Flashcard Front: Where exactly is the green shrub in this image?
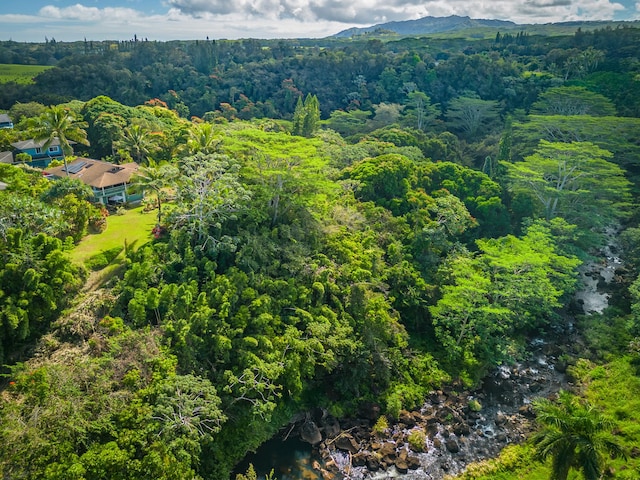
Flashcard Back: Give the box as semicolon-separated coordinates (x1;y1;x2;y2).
85;253;108;271
407;428;426;452
372;415;389;435
15;152;32;163
84;246;123;271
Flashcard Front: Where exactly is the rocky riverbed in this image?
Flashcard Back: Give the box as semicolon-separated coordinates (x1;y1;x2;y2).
288;338;569;480
261;229;625;480
574;226;623;315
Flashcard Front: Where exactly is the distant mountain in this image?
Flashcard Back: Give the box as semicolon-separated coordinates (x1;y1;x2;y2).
333;15;517;38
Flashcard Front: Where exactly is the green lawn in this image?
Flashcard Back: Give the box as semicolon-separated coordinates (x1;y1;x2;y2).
0;64;53;84
70;206;157;266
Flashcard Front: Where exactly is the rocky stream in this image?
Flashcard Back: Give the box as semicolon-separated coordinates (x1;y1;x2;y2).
241;233;622;480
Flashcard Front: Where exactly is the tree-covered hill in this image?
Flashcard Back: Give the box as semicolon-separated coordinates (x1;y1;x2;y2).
2;23;640;120
1;24;640;480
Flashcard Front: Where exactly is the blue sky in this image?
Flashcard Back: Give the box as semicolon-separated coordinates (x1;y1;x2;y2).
1;0;638;41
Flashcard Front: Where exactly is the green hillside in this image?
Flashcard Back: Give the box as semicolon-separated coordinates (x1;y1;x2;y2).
0;63;52;84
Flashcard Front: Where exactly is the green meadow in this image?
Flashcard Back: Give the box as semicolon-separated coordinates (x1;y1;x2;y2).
0;64;52;84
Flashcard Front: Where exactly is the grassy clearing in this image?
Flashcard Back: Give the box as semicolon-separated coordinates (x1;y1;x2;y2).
0;64;53;84
70;206;157;267
583;357;640;479
449;443;552;480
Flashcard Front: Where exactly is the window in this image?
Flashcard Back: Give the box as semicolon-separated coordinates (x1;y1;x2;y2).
48;146;57;152
35;147;42;154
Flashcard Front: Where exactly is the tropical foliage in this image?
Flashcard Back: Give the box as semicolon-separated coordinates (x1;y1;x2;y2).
1;23;640;480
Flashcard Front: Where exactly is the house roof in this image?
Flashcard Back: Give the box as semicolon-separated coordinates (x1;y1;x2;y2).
0;113;12;124
12;138;62;150
0;151;13;164
45;157;139;189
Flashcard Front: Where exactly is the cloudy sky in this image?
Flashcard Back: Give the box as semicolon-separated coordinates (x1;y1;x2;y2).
1;0;638;42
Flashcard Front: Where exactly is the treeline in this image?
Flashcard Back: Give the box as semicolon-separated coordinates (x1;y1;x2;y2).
2;25;640;120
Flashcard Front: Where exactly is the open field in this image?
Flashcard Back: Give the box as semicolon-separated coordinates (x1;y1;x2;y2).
0;64;52;84
70;206;157;266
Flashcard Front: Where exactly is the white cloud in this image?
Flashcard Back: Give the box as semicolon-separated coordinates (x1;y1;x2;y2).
0;0;634;42
166;0;628;24
39;5;142;22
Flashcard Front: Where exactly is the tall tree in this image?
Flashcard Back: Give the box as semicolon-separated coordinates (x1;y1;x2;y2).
301;94;320;137
184;122;221;155
503;140;631;231
32;105;90;175
403;91;437;131
430;221;579;369
131;160;179;225
531;390;625;480
170;153;251;249
531;86;617;116
445;96;500;137
116;124;161;164
292;94;320;137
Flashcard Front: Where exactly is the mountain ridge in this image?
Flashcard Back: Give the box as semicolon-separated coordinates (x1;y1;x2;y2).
331;14;635;38
332;15;517;37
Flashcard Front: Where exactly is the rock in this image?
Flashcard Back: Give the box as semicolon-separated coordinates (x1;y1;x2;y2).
495;412;508;425
399;410;416;427
555;359;568;373
366;455;381;471
437;406;455;422
321;471;335;480
432;438;442;449
320;415;341;439
466;411;480;421
377;442;396;459
335;433;359;454
358;402;381;421
453;422;470;436
630;446;640;458
496;432;508;442
529;380;544;393
352;452;368;466
445;438;460;453
395;458;409;473
430;390;447;404
300;420;322;445
397;448;408;461
407;455;421;470
518;405;535;418
413;411;427;423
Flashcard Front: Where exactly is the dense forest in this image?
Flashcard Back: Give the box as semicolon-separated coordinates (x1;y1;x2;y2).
1;24;640;479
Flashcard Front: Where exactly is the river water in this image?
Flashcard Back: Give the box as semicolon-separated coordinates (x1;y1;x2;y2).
234;438;322;479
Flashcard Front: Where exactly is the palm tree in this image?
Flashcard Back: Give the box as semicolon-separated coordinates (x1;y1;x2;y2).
131;159;179;225
33;105;90;174
531;390;626;480
116;124;160;164
184;122;221;155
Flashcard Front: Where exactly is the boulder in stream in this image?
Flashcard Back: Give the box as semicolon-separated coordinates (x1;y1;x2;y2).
334;433;359;454
300;420;323;445
445;438;460;453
